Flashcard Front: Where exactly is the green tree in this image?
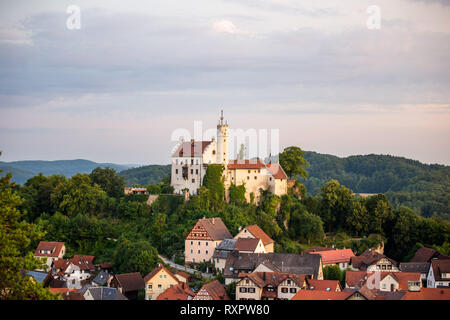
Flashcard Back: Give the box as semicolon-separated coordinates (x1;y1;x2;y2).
228;183;246;205
323;265;342;282
319;180;354;233
202;165;225;210
113;238;159;275
0;173;59;300
51;174;106;217
289;208;324;244
147;184;162;195
151;212;168;251
279;146;310;179
89;167;125;199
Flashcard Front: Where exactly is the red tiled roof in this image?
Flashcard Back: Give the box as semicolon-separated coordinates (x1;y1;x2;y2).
227;159;266;170
173;141;212;157
52;255;95;272
235;238;261;252
243;225;274;246
114;272;145;292
194;280;230;300
266;163;287;180
157;283;195;300
307;279;341;292
144;265;179;283
291;290;352;300
34;241;64;258
410;248;438;262
402;288;450;300
345;270;369;288
309;249;355;265
186;217;232;241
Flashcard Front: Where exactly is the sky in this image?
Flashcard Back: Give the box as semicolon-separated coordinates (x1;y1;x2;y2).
0;0;449;165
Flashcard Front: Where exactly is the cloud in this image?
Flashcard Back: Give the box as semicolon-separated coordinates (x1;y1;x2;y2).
212;19;252;35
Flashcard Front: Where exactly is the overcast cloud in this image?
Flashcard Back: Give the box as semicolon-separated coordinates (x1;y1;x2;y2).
0;0;449;165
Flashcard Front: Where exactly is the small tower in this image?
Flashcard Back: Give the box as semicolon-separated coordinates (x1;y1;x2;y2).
216;110;229;165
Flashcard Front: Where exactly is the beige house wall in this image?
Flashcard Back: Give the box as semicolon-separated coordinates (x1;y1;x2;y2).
277;278;303;300
236;278;262;300
145;268;179;300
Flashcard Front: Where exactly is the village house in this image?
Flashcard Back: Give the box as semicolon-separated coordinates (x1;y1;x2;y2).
309;248;355;270
124;187;149;195
350;248;399;272
110;272;145;300
51;255;95;289
174;271;191;284
236;272;307;300
192;280;230;300
345;270;421;292
170;112;288;201
213;239;237;273
223;252;323;285
410;247;450;262
427;259;450;288
306;279;342;292
234;225;275;253
185;217;232;264
235;238;267;254
34;241;66;271
92;270;113;287
157;283;195;300
399;262;430;286
143;264;180;300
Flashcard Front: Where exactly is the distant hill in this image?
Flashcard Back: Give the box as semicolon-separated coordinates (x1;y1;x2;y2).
119;165;171;186
0;159;136;184
297;152;449;220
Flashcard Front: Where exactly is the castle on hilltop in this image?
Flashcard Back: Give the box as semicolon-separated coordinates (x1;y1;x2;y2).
170;111;288;202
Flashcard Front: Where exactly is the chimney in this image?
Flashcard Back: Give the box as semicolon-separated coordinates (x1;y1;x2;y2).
212;218;215;224
300;251;304;256
191;139;195;144
281;261;284;272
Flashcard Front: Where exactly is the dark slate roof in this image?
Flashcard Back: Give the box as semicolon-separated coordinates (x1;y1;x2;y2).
85;287;128;300
26;271;49;283
224;252;321;279
399;262;430;274
92;270;111;286
216;239;237;251
410;247;450;263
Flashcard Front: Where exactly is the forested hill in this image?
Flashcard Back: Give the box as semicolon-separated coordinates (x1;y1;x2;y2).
120;152;449;219
297;152;449;220
118;165;171;186
0;159;135;184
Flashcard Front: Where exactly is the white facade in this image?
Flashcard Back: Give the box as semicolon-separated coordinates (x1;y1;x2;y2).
170;112;288;199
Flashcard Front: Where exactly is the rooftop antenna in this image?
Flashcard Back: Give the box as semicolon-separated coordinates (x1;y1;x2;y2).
220;109;224;125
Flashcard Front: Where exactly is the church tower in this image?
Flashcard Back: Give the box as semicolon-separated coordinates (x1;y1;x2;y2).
216;110;228;165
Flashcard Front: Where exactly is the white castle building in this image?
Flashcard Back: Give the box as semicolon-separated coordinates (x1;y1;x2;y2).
170;112;288;202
